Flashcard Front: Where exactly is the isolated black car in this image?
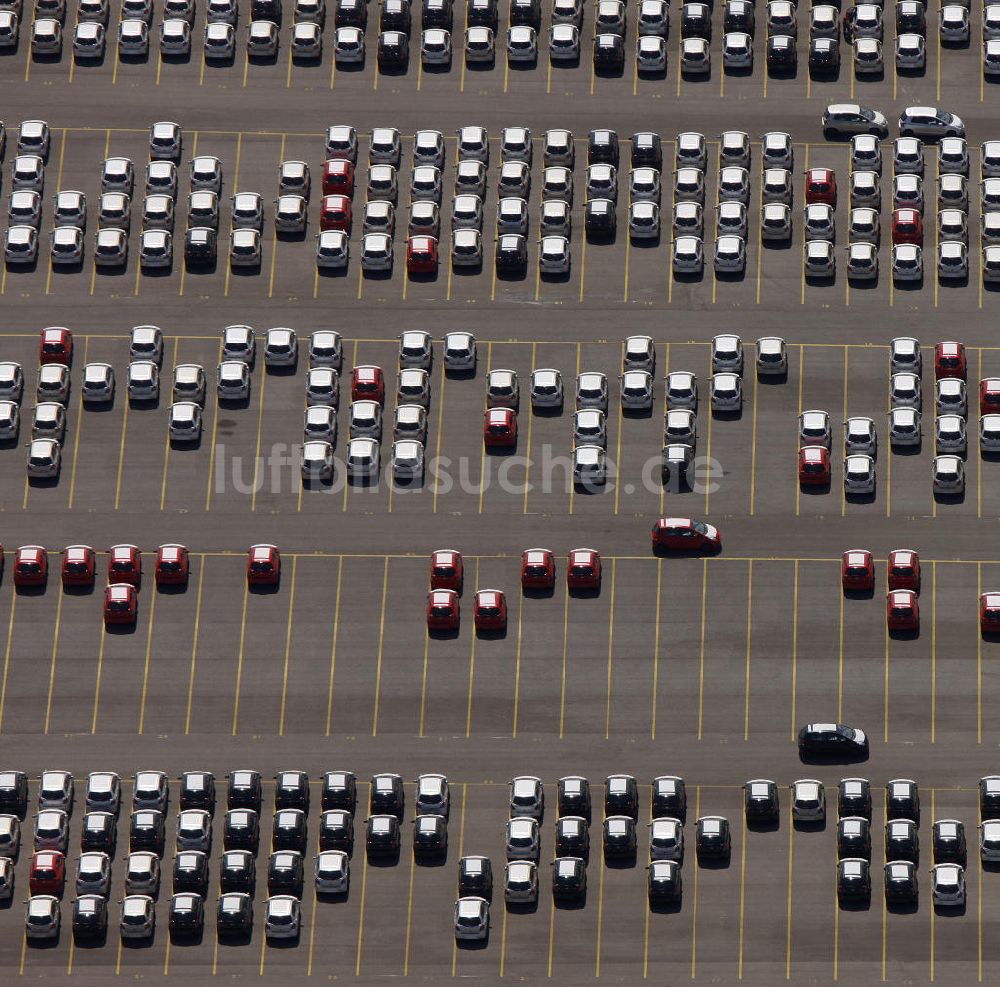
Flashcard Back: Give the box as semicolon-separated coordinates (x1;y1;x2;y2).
681;2;711;37
370;774;404;819
380;0;411;31
509;0;540;27
725;0;754;34
798;723;868;757
336;0;367;28
557;777;591;820
552;857;586;899
422;0;452;29
696;816;731;859
185;228;216;265
932;820;967;864
0;771;28;816
886;780;919;822
130;810;165;854
466;0;498;30
605;775;639;820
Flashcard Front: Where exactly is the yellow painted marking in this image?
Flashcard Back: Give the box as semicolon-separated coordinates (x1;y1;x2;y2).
590;56;595;95
884;622;890;743
931;561;937;742
499;891;509;975
184;559;206;734
979;845;984;981
249;363;267;512
452;786;468;977
325;556;344;736
558;584;570;738
690;785;701;977
278;556;298;735
259;917;267;974
370;558;391;736
23;31;31;82
522;343;537;512
67;937;74;974
199;49;205;85
286;44;293;87
43;590;64;735
936;9;942;101
659;342;670;515
465;559;480;737
459;52;466;91
578;234;586;302
112;44;120;84
612;379;624;515
546;58;552;93
229;584;250;734
503;55;509;92
418;629;431;737
743;560;753;740
749;370;759;514
838;589;845;723
89;626;107;733
431;361;446;512
0;594;18;733
623;235;630;302
242;50;249;85
841;347;849;516
696;558;708;739
203;341;224;511
676;33;682;96
785;788;795;978
930;788;936;980
650;558;663;739
738;813;747;977
306;889;318;975
66;335;91;508
403;848;417;974
163;932;171;975
604;558;617;739
113;398;130;510
156;50;163;84
549;892;558;976
795;345;804;517
136;590;158;733
755;165;764;304
158;337;180;509
45;129;69;295
343;341;359;512
18;933;25;974
790;560;799;738
800;146;809;303
511;590;524;737
978;561;983;744
594;849;606;976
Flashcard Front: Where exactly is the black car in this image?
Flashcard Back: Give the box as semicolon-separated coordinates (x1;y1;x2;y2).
370;774;404;819
555;816;590;858
593;33;624;69
228;770;262;813
322;772;357;813
605;775;638;819
467;0;498;29
838;778;872;820
652;776;687;821
413;815;448;858
336;0;367;28
837;817;872;859
648;859;682;903
895;0;925;32
809;37;840;71
180;772;216;814
885;819;919;863
275;772;309;812
696;816;731;860
767;34;796;69
251;0;280;20
458;855;493;898
509;0;540;27
557;777;591;820
837;858;871;901
585;198;616;238
272;809;307;852
81;812;117;854
495;234;528;274
319;810;354;852
724;0;754;34
884;860;918;903
168;893;204;934
268;850;304;895
744;780;779;824
380;0;411;31
173;851;210;895
378;31;409;68
681;2;711;37
422;0;452;28
603;815;637;858
932;819;967;864
0;770;28;816
185;228;216;265
982;776;1000;819
366;814;401;857
552;857;587;899
631;133;662;171
588;129;620;167
73;895;108;939
220;850;256;893
224;809;260;853
130;810;166;854
797;723;869;758
886;780;919;822
217;892;253;935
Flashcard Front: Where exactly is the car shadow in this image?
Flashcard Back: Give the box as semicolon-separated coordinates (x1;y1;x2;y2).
106;621;138;636
455;930;490;950
407;270;439;285
696;853;731;870
523;585;555;601
848;274;880;290
169;928;205;947
792;818;827;834
724;65;753;78
630;234;661;248
505;899;539;915
248;581;281;596
317;889;351;905
265;364;298;377
217;929;254;947
894;276;924;291
673;270;704;285
767;64;798;81
121;935;154;949
184;258;218;277
799;749;870;765
896;64;927;80
554;891;587;910
161;51;192;66
809;64;842;83
933;490;966;506
14;582;47;597
156;582;189;596
169;435;202;451
568;584;601;599
746;818;781;834
63;583;96;598
712;407;743;422
367;849;401;867
649;898;682;914
604;853;637;870
452;261;483;276
843;586;875;601
475;625;508;641
838;896;872;912
800;481;831;496
715;268;747;283
6;258;39;275
539;268;572;284
938;274;970;289
886;899;919;915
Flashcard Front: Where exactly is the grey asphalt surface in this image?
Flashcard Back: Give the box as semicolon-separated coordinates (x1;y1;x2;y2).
0;0;998;982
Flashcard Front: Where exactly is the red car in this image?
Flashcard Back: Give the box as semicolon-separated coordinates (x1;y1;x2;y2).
798;446;831;486
39;327;73;366
887;589;919;631
430;549;463;592
474;589;507;631
887;549;921;591
407;236;439;274
651;517;722;552
935;341;966;381
892;209;923;246
981;593;1000;634
320;195;352;232
108;544;141;586
62;544;96;587
29;851;66;895
427;589;460;630
841;550;875;591
351;365;385;405
247;544;280;585
14;546;47;587
155;543;189;586
104;583;137;625
484;407;517;449
322;158;355;196
521;549;556;590
981;378;1000;415
567;548;601;590
805;168;837;206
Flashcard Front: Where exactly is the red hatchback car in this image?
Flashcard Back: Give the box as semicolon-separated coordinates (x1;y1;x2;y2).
39;327;73;366
155;543;189;586
798;446;831;486
430;549;463;592
841;550;875;591
567;548;601;590
351;365;385;405
805;168;837;206
14;546;47;587
322;158;355;196
981;593;1000;634
484;407;517;449
981;378;1000;415
935;342;966;381
521;549;556;591
247;544;280;586
427;589;460;631
108;544;141;586
887;589;919;631
407;236;439;274
651;517;722;552
104;583;138;625
474;589;507;631
892;209;923;246
29;851;66;895
320;195;352;232
887;549;921;591
62;544;96;587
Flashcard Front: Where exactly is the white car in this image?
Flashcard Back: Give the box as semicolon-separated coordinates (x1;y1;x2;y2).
530;368;563;408
32;403;66;440
664;409;697;447
265;896;301;940
4;225;37;264
620;370;653;410
799;410;832;449
217;361;251;400
712;334;743;372
889;407;921;445
301;440;334;481
507;24;536;60
576;372;608;411
146;161;178;197
844;417;877;456
710;373;742;412
847;242;878;280
292;21;322;55
982;415;1000;451
160;17;190;53
119;17;149;53
672;235;704;274
573;409;607;447
0;362;23;402
27;438;61;478
804;240;835;277
306;367;339;406
933;455;965;494
303;405;336;442
204;21;235;57
791;780;826;822
935;378;967;416
761;203;792;241
892;243;923;281
94;227;128;266
139;229;172;268
844;454;876;494
0;401;19;440
316;230;349;269
673;167;705;203
756;337;787;376
442;333;476;373
230;229;261;267
891;372;922;409
82;362;115;403
762;168;794;205
315;851;349;893
361;233;393;272
573;445;606;485
938;173;968;210
265;328;298;367
984;245;1000;281
893;137;924;175
629;201;660;240
549;22;579;59
31;18;62;53
347;437;379;480
394;404;427;442
143;194;175;231
74;20;105;56
935;413;967;453
274;195;307;234
895;32;925;68
849;207;880;244
723;31;753;67
455;897;489;940
350;401;382;439
714;235;746;273
25;897;60;940
465;25;494;61
169;402;202;442
128;361;159;400
937;241;969;280
636;34;666;69
391;439;424;481
422;27;452;64
539;235;570;274
666;371;698;410
938;209;967;244
673;201;704;238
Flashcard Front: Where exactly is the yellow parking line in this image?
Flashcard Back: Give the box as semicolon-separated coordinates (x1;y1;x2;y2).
43;591;64;735
203;342;223;511
790;560;799;738
785;789;795;978
676;34;682;96
113;398;130;510
696;558;708;739
249;366;267;512
979;845;984;980
402;844;417;974
795;345;804;516
522;342;537;513
558;585;569;738
465;559;480;737
690;785;701;977
286;44;293;87
242;50;249;85
325;556;344;736
612;376;624;514
546;58;552;93
931;561;937;743
370;557;390;736
89;626;107;734
476;343;492;513
738;816;749;979
978;561;983;744
755;166;764;304
159;337;180;509
578;235;586;302
499;889;510;975
511;591;524;737
841;347;848;516
603;558;617;740
503;55;509;92
936;8;942;101
277;556;298;735
418;629;431;737
838;590;845;723
44;129;69;296
258;916;267;974
650;559;663;739
431;361;446;512
934;154;940;307
623;237;630;302
199;49;205;85
66;937;74;974
749;371;759;514
66;335;91;508
0;594;18;733
184;559;206;734
343;341;358;511
550;890;559;975
930;788;936;980
743;560;753;740
229;584;250;734
156;50;163;85
112;42;120;84
306;888;319;975
459;53;466;91
136;590;158;733
883;622;890;743
353;789;370;972
800;147;809;303
594;848;606;976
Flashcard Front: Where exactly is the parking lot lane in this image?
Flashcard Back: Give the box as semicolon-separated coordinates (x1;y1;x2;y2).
794;560;842;736
420;584;473;739
0;582;50;736
934;562;979;746
739;800;787;982
269;134;320;302
886;568;934;746
520;342;563;516
596;830;648;979
840;558;890;739
356;827;415;978
789;788;837;979
752;343;800;517
617;374;665;517
799;344;846;516
0;337;35;511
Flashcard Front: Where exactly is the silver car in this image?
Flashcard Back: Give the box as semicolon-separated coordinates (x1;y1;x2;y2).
506;817;540;861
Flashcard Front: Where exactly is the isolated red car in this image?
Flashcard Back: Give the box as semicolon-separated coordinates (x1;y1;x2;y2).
981;593;1000;634
981;378;1000;415
155;543;189;586
322;158;355;196
430;549;463;592
320;195;352;232
841;550;875;591
104;583;138;625
427;589;460;630
351;365;385;405
29;851;66;895
474;589;507;631
62;545;96;587
247;544;280;586
39;327;73;366
651;517;722;552
887;549;921;591
798;446;831;486
805;168;837;206
14;546;48;587
887;589;919;631
935;342;966;381
521;548;555;590
567;548;601;590
108;544;141;586
892;209;923;246
407;236;438;274
484;407;517;449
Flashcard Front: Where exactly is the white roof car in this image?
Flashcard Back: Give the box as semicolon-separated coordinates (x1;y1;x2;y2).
413;129;446;167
